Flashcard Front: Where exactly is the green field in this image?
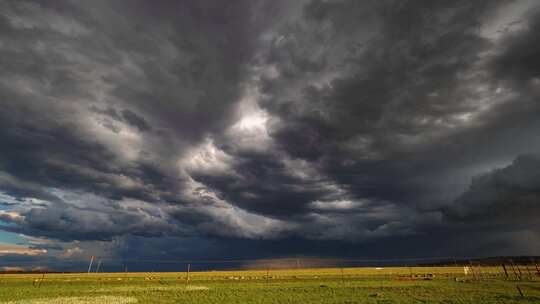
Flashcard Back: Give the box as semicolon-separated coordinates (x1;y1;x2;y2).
0;266;539;303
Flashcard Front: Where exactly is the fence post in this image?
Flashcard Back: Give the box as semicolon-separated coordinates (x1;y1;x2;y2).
468;261;477;281
340;259;344;284
510;260;521;280
186;263;191;285
37;272;45;288
95;260;102;273
502;264;509;279
517;264;523;280
526;265;533;280
477;263;484;280
87;256;95;274
516;284;524;297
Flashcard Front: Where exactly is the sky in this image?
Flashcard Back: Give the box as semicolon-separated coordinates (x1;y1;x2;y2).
0;0;540;271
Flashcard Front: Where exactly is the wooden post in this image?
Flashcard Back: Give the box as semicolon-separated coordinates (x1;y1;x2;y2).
477;264;484;280
535;260;540;276
502;264;509;279
37;273;45;288
516;284;524;297
87;256;95;274
469;261;477;281
95;260;102;273
510;260;520;280
517;264;523;280
266;267;269;284
186;263;191;284
340;266;344;284
526;265;533;280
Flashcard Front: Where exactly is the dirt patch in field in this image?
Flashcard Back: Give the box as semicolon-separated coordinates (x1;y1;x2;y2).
185;285;210;291
95;285;209;292
3;295;138;304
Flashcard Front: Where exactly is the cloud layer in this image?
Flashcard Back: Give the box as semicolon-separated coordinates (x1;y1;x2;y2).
0;0;540;266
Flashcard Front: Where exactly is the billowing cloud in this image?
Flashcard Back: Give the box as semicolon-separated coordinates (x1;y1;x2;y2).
0;0;539;268
445;154;540;224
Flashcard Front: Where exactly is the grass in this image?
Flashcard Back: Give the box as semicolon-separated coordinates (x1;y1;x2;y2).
0;266;539;303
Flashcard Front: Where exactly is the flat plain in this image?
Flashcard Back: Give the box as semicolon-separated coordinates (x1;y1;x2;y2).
0;266;539;303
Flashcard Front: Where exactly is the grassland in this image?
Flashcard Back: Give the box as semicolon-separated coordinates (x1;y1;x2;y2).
0;266;539;303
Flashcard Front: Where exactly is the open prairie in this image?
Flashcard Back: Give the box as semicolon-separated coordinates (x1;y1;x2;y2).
0;266;539;303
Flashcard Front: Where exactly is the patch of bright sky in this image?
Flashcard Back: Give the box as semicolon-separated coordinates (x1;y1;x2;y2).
0;192;31;245
0;231;27;245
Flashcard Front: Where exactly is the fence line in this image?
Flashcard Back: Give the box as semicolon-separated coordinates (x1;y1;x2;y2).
1;256;539;276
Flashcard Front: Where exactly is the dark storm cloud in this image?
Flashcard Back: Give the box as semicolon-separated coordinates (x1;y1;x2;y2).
491;8;540;84
1;204;175;241
121;109;151;132
189;152;334;216
445;154;540;224
197;0;540;249
252;0;540;216
435;154;540;256
0;0;282;247
0;0;540;265
0;0;265;202
246;0;502;214
263;0;494;154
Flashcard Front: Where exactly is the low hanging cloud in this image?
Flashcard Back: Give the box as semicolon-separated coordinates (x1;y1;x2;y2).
0;242;47;256
445;154;540;225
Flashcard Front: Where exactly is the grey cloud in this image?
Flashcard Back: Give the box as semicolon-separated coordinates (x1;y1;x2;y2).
0;0;264;203
0;193;184;241
254;0;540;215
491;8;540;84
263;0;499;156
0;0;540;263
0;0;275;245
90;106;151;132
121;109;151;132
444;154;540;224
89;106;122;120
250;0;501;215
